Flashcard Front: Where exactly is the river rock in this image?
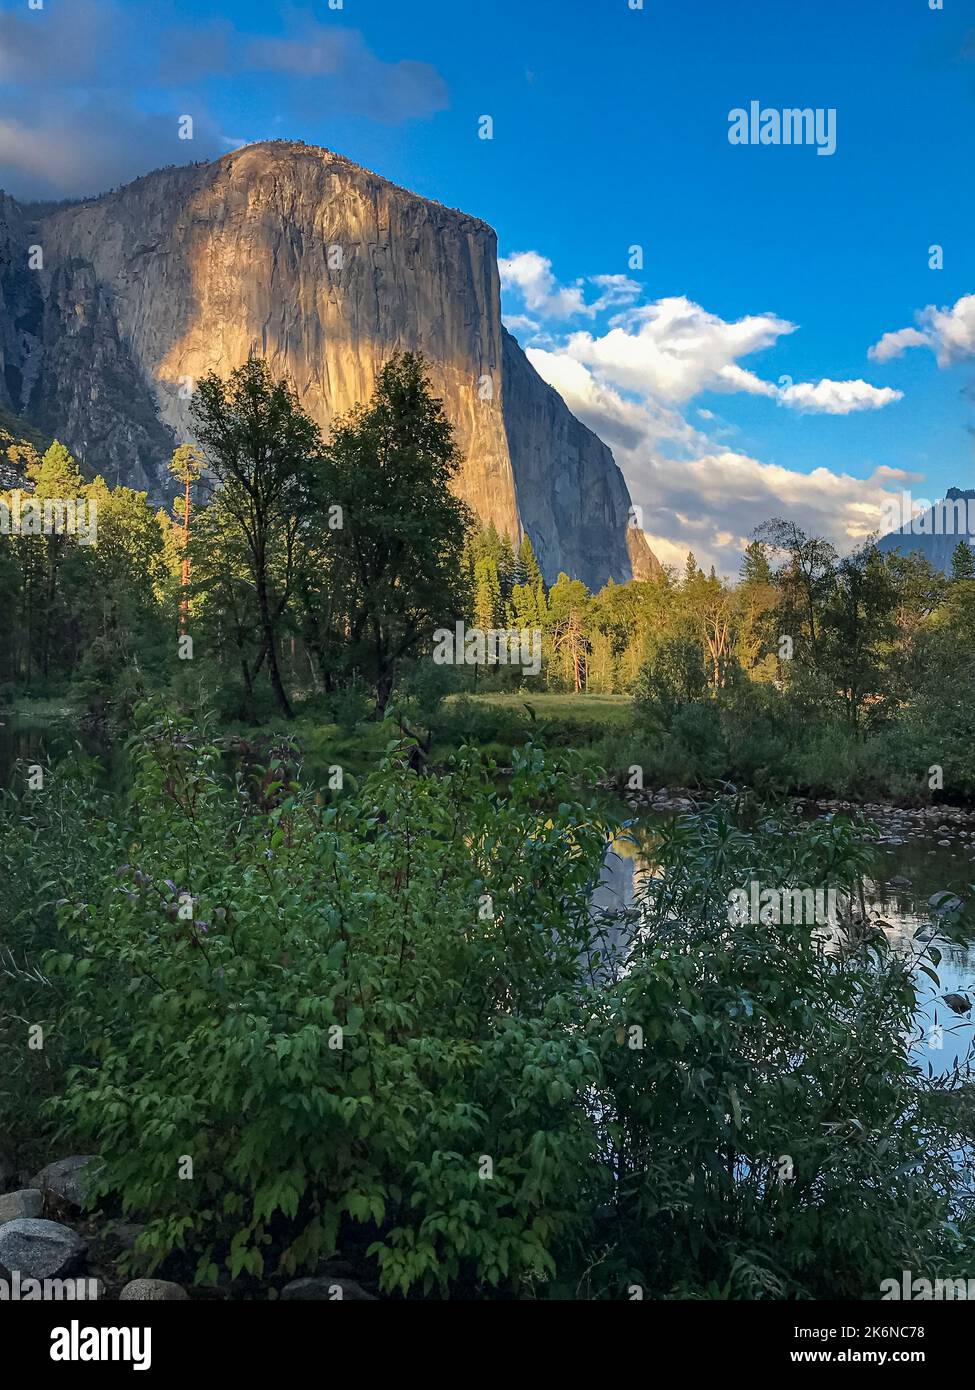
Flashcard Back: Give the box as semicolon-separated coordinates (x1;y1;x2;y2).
29;1155;100;1209
0;1218;87;1279
119;1279;188;1301
0;1189;42;1222
280;1277;377;1301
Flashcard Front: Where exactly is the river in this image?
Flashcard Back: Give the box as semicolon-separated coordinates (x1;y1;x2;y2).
594;804;975;1082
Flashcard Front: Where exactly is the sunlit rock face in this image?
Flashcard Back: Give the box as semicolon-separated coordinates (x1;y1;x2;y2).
0;142;655;587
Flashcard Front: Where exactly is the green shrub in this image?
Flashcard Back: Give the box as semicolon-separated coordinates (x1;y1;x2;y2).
3;706;971;1299
0;748;125;1169
589;804;975;1298
48;705;615;1295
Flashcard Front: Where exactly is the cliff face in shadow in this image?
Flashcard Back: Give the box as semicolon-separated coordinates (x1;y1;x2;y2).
0;142;656;588
876;489;975;575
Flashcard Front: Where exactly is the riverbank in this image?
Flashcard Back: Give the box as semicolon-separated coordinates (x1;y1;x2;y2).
4;686;975;817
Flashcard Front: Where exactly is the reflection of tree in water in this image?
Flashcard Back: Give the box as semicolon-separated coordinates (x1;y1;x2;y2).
603;807;975;1080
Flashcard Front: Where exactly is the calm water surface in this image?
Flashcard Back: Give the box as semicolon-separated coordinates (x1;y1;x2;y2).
595;810;975;1081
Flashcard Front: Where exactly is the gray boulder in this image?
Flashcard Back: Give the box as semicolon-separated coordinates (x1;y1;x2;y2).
0;1217;87;1279
29;1155;100;1208
119;1279;188;1301
0;1189;43;1222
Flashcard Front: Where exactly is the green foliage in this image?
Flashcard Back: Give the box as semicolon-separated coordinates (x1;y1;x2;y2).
190;359;324;720
0;749;123;1168
952;540;975;582
318;353;473;714
45;706;613;1296
591;804;974;1299
2;710;973;1298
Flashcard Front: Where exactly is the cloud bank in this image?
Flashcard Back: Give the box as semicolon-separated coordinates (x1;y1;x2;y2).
869;294;975;367
502;251;908;574
0;0;448;199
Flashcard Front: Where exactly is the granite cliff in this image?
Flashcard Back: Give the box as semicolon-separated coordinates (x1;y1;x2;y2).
0;142;657;588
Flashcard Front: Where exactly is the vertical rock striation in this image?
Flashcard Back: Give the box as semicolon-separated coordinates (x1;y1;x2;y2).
0;142;656;588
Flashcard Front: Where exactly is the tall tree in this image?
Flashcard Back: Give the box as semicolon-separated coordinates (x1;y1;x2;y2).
755;518;837;663
473;554;503;633
819;545;897;733
516;533;544;592
169;445;204;636
30;442;86;679
952;540;975;581
190;360;322;719
320;353;472;713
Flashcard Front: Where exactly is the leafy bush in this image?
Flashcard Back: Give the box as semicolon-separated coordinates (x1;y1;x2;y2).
590;804;975;1298
47;705;615;1295
0;748;124;1169
432;695;531;750
331;676;373;733
3;707;972;1298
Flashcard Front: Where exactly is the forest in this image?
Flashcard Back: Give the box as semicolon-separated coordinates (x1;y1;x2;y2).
2;355;975;1302
3;352;975;803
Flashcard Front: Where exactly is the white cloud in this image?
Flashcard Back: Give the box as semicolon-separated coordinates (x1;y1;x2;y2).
777;378;903;414
499;251;590;320
562;296;796;401
502;314;541;339
503;258;903;426
505;247;909;574
589;274;643;312
868;327;930;363
526;348;707;457
524;337;907;578
499;255;644;322
868;294;975;366
630;451;908;577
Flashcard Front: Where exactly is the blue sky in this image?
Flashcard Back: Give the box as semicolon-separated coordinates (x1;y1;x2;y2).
1;0;973;571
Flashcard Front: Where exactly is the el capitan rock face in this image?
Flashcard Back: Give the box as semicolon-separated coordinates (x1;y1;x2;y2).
0;142;655;588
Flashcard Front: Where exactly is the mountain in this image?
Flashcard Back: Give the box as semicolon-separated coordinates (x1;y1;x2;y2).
0;142;658;589
875;488;975;574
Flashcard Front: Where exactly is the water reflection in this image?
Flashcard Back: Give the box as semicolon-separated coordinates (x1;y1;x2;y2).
601;810;975;1081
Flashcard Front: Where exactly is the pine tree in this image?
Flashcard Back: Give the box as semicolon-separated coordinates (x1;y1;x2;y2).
482;520;503;567
169;444;203;636
473;554;503;633
952;540;975;581
517;533;544;593
509;582;538;629
497;533;516;608
27;442;86;679
740;539;773;586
